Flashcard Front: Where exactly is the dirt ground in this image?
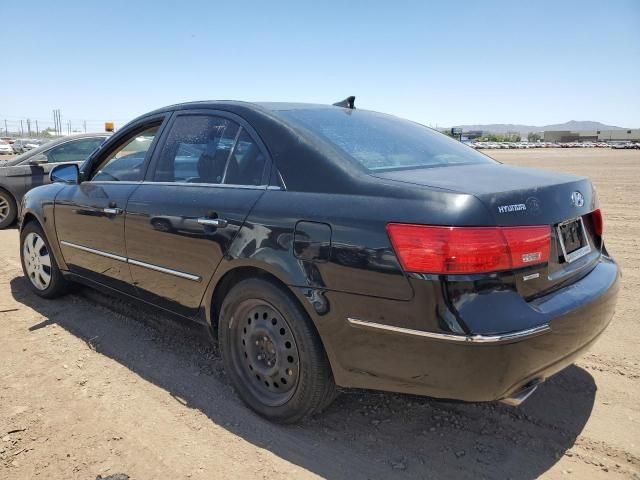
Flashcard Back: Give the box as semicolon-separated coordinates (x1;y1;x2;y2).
1;148;639;480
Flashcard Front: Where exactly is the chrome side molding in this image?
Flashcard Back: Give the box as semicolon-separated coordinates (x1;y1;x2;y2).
346;318;551;344
60;240;201;282
60;240;127;263
128;258;201;282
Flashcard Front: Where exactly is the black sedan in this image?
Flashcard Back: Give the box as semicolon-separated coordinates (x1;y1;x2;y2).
19;99;620;422
0;133;110;228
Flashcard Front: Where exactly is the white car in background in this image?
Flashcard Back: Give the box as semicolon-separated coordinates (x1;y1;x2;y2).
0;141;13;155
11;139;41;154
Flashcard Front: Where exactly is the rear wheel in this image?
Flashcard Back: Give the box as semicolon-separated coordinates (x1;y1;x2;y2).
20;221;71;298
219;278;335;423
0;191;17;229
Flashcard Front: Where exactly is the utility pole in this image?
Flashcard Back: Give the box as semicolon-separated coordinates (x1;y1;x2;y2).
35;120;39;136
52;109;63;136
53;108;62;136
27;119;32;137
20;120;24;136
3;119;7;136
83;120;87;133
53;110;59;136
67;120;71;135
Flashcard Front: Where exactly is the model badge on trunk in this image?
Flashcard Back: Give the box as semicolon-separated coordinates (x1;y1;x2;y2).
497;203;526;213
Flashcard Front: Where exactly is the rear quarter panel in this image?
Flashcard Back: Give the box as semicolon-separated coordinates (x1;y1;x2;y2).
214;184;494;300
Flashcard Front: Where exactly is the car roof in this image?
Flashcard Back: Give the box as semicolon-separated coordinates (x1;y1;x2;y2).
140;100;336;117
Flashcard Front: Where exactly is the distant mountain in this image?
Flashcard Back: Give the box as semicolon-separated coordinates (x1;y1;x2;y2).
453;121;629;135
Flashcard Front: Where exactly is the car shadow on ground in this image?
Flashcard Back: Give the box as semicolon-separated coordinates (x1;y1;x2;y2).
10;276;597;479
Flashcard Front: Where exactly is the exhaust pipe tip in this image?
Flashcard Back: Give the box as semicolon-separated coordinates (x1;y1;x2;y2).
500;380;542;407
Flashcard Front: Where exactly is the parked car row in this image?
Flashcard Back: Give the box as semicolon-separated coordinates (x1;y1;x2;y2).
472;142;559;149
0;140;14;155
471;141;640;149
610;142;640;149
0;137;52;155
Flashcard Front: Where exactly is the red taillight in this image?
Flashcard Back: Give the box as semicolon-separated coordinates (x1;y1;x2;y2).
591;209;604;236
387;224;551;274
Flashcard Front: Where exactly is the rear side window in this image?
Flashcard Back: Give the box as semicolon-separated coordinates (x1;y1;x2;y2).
151;114;266;186
276;108;496;172
153;115;239;184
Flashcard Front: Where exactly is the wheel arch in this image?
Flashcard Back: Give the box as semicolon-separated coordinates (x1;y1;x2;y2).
207;265;307;335
20;211;39;229
202;259;342;378
0;185;18;201
205;263;340;391
19;194;69;272
0;186;19;225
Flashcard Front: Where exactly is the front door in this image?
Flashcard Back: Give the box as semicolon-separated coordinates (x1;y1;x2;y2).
124;112;269;317
54;122;164;293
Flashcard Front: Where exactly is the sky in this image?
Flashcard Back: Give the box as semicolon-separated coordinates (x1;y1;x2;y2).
1;0;639;134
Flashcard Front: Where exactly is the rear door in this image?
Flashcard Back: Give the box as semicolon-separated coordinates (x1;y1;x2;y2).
54;118;166;293
124;110;269;317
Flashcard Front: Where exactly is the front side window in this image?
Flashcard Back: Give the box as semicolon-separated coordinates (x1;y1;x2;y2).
275;108;496;172
152;115;240;184
91;126;159;181
46;137;106;163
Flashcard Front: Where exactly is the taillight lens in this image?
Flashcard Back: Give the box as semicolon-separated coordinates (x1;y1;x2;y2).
591;209;604;236
387;224;551;274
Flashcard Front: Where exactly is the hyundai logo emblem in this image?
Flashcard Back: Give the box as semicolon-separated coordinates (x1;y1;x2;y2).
571;191;585;207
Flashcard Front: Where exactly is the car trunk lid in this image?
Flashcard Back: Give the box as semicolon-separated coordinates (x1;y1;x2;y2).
374;163;603;297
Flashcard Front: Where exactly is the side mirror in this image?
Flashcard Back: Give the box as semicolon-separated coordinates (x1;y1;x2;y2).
28;154;48;165
50;163;79;184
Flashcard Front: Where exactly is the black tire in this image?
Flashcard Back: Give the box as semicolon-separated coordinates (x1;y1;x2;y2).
0;190;17;229
219;278;336;423
20;221;72;298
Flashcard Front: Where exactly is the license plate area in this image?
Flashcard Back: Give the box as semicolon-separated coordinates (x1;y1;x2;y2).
557;216;591;263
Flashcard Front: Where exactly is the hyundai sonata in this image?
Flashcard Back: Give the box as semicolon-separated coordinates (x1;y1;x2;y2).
19;98;620;422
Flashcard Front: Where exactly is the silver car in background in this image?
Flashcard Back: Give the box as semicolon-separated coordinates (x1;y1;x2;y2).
0;133;110;228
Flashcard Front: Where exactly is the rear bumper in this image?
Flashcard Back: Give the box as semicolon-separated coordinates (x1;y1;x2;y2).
317;255;620;402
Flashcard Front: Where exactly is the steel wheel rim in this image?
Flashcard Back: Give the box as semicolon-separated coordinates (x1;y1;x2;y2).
23;232;52;290
0;196;8;222
230;299;300;407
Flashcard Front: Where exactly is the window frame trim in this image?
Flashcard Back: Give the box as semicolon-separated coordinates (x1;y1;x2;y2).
82;113;171;183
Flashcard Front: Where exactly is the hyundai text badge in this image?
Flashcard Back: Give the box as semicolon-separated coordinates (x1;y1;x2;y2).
571;191;585;207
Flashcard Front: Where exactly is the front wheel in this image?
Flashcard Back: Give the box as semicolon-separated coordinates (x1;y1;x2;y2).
219;278;336;423
0;190;17;229
20;221;72;298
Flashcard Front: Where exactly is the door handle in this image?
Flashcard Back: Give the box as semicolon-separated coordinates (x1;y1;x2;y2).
103;207;123;215
197;217;228;228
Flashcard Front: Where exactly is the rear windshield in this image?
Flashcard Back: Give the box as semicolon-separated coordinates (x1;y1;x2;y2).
276;108;495;172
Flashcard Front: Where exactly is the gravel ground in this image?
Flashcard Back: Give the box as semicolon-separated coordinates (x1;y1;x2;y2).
0;148;639;479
